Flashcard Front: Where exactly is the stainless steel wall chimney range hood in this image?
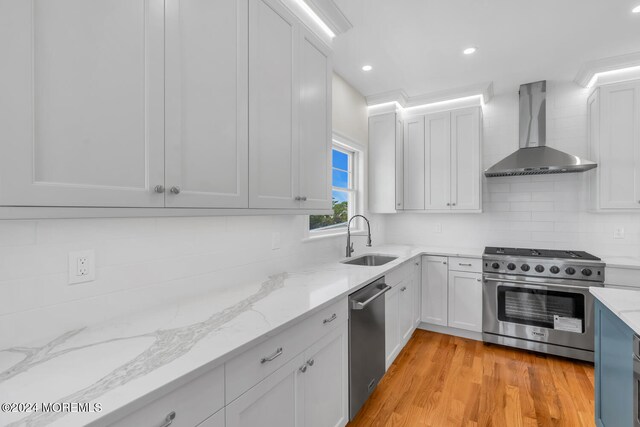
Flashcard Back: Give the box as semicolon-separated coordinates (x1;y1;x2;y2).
484;80;597;177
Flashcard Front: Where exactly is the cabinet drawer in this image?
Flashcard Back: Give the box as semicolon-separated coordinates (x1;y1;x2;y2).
449;257;482;273
108;365;224;427
225;298;347;403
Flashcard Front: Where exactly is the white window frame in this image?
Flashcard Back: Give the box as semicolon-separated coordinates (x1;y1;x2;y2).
304;133;365;240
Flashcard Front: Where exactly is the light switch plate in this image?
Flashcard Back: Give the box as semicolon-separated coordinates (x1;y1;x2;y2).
271;232;281;250
68;249;95;285
614;227;625;239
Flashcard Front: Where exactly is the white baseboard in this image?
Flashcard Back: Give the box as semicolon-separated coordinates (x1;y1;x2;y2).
417;322;483;342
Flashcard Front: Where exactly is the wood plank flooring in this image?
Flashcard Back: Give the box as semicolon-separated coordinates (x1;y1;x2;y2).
348;329;595;427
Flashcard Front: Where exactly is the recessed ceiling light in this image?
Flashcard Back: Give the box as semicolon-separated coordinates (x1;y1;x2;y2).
362;65;373;71
633;4;640;13
463;47;477;55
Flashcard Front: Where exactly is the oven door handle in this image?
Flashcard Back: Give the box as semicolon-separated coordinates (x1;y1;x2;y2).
483;277;596;291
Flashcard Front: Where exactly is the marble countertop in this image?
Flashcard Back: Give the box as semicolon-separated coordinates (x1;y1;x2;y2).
0;245;481;427
590;287;640;335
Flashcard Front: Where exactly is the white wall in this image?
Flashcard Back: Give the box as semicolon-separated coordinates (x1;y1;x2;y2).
384;81;640;259
333;72;368;144
0;73;375;349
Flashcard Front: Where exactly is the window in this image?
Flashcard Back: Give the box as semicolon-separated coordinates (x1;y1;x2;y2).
309;143;359;235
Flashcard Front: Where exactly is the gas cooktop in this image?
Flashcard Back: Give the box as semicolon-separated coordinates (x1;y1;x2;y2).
484;247;601;261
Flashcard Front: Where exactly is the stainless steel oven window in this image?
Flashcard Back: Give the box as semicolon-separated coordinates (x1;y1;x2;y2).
497;286;585;331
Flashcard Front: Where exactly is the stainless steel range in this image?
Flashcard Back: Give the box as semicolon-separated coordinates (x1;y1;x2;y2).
482;247;605;362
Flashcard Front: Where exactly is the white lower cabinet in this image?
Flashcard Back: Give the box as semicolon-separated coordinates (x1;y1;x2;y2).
227;321;348;427
108;364;224;427
226;353;304;427
421;256;483;334
385;257;421;370
301;327;349;427
399;279;415;344
384;283;401;369
421;256;449;326
447;271;483;332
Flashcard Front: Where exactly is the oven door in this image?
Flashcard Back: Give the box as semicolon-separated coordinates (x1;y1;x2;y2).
483;276;597;351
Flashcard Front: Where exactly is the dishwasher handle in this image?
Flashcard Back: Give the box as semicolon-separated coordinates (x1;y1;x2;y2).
351;284;391;310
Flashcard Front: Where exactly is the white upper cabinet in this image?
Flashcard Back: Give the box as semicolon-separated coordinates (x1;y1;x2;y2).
164;0;249;208
589;81;640;210
0;0;331;215
249;0;299;209
0;0;165;207
403;116;426;210
298;28;332;210
400;107;482;213
368;112;403;212
450;108;481;211
424;112;451;210
248;0;331;210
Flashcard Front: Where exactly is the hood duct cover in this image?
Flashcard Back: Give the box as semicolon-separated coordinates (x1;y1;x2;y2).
484;80;597;177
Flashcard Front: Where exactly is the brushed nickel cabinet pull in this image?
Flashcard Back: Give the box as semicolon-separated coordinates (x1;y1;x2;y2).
260;347;283;364
160;411;176;427
323;313;337;324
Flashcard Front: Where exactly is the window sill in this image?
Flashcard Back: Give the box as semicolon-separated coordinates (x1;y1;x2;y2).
302;228;365;243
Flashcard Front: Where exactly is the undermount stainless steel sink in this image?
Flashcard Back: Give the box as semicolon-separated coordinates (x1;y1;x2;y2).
340;254;398;267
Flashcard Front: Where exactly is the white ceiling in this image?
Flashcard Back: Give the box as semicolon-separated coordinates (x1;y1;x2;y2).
331;0;640;98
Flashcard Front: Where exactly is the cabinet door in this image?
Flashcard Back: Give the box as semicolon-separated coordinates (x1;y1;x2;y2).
164;0;248;208
595;302;634;427
450;107;481;211
447;271;482;332
226;354;304;427
302;325;348;427
0;0;165;207
248;0;299;209
599;82;640;209
411;259;422;328
399;280;414;345
403;116;425;210
425;113;451;210
421;256;449;326
385;284;401;370
368;113;399;213
298;28;332;210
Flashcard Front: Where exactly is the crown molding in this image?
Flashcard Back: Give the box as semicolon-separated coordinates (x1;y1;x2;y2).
365;81;493;108
304;0;352;35
574;51;640;88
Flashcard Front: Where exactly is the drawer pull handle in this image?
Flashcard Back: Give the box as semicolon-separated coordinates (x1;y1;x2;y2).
299;364;308;373
307;358;315;367
161;411;176;427
323;313;337;324
459;263;472;266
400;286;407;292
260;347;283;364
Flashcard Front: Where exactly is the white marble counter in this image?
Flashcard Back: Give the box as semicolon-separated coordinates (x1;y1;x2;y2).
590;287;640;335
0;245;481;427
602;256;640;270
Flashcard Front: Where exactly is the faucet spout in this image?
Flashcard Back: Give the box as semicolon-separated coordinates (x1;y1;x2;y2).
346;215;372;257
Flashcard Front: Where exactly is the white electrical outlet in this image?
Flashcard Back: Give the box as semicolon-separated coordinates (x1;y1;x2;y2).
434;223;442;233
69;250;95;285
614;227;625;239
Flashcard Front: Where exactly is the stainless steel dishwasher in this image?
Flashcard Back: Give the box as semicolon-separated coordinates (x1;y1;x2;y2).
349;277;391;419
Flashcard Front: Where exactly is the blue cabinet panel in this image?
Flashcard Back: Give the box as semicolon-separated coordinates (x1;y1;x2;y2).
595;301;634;427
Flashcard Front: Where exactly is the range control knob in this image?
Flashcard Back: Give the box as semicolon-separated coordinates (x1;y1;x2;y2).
535;265;545;273
565;267;576;275
507;263;516;271
521;264;530;272
492;262;500;269
550;266;560;274
582;268;593;277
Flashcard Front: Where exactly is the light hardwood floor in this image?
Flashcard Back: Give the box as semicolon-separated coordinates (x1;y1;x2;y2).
348;329;595;427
